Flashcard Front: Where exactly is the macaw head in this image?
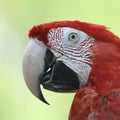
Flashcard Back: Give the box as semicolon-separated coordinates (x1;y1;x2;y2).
22;20;120;104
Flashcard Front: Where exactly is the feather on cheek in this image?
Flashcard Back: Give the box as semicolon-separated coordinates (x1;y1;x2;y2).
47;27;95;86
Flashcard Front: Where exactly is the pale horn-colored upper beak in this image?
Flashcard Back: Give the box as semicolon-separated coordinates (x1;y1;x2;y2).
22;39;48;104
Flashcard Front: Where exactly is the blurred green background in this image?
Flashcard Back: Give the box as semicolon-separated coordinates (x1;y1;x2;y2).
0;0;120;120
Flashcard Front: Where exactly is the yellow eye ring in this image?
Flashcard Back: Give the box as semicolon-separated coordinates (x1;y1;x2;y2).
68;33;79;43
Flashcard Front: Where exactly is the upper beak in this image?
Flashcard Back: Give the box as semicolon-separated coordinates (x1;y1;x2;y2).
22;39;49;104
22;39;80;105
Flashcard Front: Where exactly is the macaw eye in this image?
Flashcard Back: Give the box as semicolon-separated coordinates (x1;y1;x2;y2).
68;33;79;43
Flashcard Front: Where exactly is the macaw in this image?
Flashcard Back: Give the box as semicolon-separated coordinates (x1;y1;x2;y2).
22;20;120;120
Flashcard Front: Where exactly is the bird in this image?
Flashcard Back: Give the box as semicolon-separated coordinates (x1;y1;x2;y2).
22;20;120;120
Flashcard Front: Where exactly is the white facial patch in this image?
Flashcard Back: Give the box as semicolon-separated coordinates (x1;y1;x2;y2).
47;27;94;86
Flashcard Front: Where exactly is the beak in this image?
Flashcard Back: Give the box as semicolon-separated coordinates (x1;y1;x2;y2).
22;39;79;105
22;39;49;104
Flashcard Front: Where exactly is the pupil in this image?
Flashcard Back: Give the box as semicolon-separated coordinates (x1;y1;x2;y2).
71;35;76;39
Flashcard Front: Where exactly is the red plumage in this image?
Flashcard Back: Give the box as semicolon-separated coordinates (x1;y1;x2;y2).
29;20;120;44
29;21;120;120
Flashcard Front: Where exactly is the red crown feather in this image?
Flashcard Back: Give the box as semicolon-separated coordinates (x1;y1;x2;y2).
28;20;120;45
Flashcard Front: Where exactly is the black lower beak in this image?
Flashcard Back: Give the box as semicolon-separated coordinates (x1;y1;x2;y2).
38;49;80;104
41;61;79;92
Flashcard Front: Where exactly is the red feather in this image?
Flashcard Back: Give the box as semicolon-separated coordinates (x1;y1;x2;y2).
29;20;120;44
65;21;120;119
29;20;120;119
69;87;120;120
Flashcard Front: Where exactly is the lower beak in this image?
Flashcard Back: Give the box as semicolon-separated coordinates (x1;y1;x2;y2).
22;39;79;105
